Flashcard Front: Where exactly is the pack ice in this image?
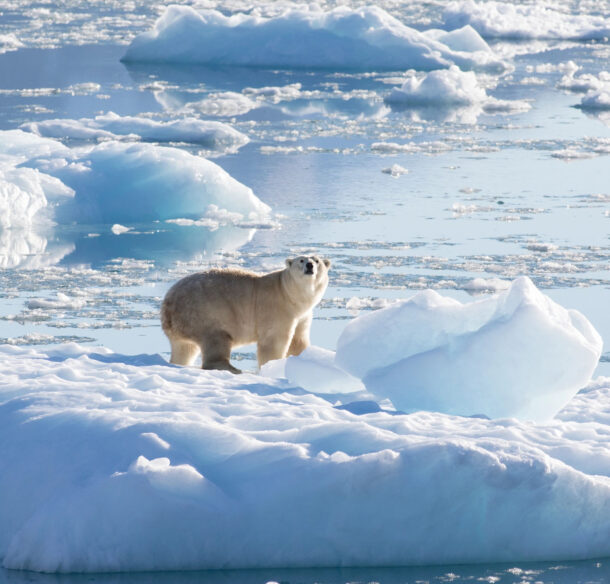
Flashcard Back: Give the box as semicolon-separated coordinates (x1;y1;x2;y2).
123;5;504;71
335;277;602;421
1;342;610;573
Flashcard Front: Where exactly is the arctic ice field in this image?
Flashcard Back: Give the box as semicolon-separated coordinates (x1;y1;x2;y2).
1;0;610;582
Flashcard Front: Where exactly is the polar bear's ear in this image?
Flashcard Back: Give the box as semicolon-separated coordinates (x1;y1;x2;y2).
285;258;293;267
323;258;331;268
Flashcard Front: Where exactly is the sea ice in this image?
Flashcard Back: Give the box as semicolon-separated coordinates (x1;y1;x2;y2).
1;343;610;572
443;0;610;40
260;346;365;394
22;112;250;151
0;130;270;226
386;66;530;114
335;277;602;421
123;5;504;71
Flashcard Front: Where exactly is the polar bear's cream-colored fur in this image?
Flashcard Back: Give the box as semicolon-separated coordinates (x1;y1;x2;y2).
161;256;330;373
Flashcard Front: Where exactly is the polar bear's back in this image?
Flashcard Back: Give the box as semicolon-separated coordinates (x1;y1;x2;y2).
161;268;266;345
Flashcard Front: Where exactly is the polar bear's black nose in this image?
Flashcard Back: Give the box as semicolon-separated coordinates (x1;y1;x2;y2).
305;261;314;273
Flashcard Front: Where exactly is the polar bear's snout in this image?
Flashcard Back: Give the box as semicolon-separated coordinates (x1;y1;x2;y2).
304;260;315;275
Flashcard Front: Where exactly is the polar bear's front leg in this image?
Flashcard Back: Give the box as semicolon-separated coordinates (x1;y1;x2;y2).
287;312;312;357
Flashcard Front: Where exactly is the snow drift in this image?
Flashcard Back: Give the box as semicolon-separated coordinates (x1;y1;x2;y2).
335;277;602;421
0;130;269;226
1;343;610;573
122;5;504;71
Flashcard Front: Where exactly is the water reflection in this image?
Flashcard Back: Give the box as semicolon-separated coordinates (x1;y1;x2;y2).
0;223;255;269
2;559;610;584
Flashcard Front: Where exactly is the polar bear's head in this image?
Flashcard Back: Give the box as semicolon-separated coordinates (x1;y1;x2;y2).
286;255;330;280
284;255;331;304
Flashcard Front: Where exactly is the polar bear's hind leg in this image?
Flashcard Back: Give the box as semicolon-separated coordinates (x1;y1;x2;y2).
201;331;242;374
169;338;200;366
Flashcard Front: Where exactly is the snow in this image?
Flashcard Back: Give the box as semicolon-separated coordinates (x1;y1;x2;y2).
22;112;250;151
2;341;610;572
443;0;610;40
123;5;505;71
335;277;602;421
0;130;270;226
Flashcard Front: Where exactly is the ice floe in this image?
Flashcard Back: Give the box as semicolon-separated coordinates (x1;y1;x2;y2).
22;112;249;151
123;5;505;71
0;130;270;227
386;66;530;115
443;0;610;40
1;340;610;572
335;277;602;421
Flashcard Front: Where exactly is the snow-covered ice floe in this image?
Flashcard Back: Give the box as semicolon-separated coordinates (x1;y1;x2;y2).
335;277;602;422
2;340;610;572
123;5;506;71
21;112;249;151
443;0;610;40
386;66;530;114
0;129;269;226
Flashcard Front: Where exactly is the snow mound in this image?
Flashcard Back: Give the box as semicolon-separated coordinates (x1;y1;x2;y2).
0;130;269;226
386;66;530;113
335;277;602;421
2;343;610;572
123;5;505;71
443;0;610;40
22;112;249;151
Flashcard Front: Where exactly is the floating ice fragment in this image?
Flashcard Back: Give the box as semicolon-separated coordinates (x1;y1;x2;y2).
386;66;530;114
443;1;610;40
111;224;131;235
123;5;505;71
381;164;409;178
335;277;602;421
22;112;249;151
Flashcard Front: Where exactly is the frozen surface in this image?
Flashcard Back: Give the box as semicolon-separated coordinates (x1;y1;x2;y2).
123;5;505;71
336;277;602;421
386;65;530;114
443;1;610;40
0;130;269;226
22;112;249;151
2;343;610;572
261;346;365;394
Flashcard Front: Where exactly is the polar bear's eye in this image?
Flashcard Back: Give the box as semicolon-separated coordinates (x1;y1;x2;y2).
314;258;319;263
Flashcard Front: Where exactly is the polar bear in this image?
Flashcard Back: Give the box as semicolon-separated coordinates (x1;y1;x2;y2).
161;256;331;373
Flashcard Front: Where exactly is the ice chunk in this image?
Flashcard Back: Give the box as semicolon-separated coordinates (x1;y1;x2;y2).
52;141;269;224
423;25;492;53
443;1;610;40
335;277;602;421
386;66;530;114
123;5;505;71
0;131;270;226
261;346;365;394
22;112;250;151
579;88;610;110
